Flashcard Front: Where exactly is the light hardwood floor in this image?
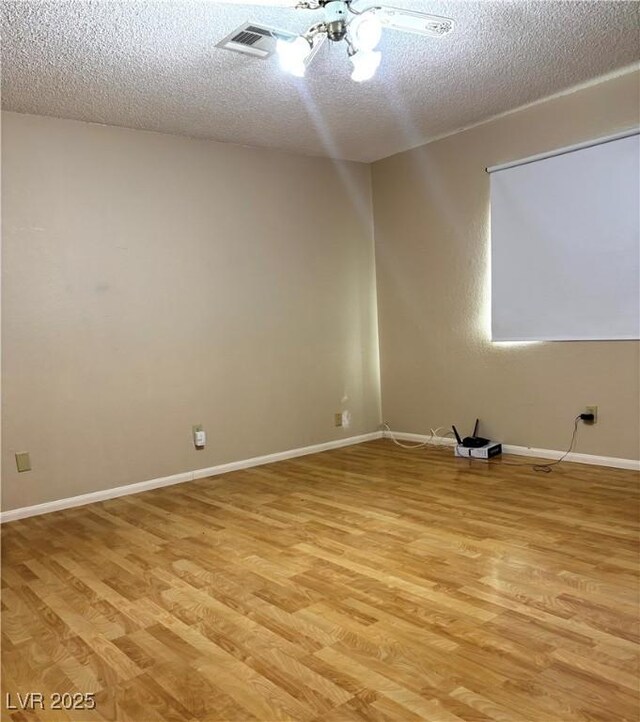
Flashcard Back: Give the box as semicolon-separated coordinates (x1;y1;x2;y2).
2;440;639;722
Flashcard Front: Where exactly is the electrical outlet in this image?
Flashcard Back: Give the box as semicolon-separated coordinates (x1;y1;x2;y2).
16;452;31;473
334;413;343;427
585;406;598;424
192;424;206;448
341;410;351;429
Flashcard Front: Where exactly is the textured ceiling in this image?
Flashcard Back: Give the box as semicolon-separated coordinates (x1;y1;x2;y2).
2;1;639;162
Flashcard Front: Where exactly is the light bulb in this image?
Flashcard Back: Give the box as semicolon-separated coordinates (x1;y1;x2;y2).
349;13;382;52
276;36;311;77
350;50;381;82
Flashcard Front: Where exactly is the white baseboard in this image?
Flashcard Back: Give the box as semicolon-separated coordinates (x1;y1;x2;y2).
0;432;383;524
386;431;640;471
4;429;637;524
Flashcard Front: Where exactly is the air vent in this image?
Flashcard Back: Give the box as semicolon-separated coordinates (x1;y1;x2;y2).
245;26;273;37
216;22;296;59
232;31;262;47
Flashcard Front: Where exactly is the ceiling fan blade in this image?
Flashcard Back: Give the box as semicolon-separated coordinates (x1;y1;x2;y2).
370;6;454;37
305;32;326;67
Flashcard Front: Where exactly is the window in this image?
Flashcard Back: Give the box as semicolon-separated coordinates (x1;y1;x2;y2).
489;131;640;342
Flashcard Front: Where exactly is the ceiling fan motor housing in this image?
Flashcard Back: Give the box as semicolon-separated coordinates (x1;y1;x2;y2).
324;0;348;42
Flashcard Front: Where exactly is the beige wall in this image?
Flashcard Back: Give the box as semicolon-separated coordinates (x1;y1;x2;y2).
2;112;381;511
372;70;640;461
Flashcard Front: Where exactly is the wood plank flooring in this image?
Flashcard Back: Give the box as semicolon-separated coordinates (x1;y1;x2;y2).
2;439;639;721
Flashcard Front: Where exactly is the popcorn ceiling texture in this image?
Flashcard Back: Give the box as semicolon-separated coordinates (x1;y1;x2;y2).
2;0;639;162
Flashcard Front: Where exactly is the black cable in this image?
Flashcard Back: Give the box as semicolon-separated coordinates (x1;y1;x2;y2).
500;415;581;473
531;416;581;473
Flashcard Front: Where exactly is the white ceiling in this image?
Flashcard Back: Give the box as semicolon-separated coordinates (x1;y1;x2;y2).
2;1;638;162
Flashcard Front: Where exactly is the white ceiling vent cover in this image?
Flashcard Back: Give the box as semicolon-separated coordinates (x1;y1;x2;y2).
216;23;296;59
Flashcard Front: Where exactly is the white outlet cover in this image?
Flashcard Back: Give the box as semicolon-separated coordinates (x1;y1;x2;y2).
341;411;351;429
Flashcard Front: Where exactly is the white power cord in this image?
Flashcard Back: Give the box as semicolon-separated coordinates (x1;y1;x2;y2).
380;422;455;449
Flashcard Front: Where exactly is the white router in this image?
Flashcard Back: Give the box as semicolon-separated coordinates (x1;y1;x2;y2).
452;419;502;460
454;442;502;460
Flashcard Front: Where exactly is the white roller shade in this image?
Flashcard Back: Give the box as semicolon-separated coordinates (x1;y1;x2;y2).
490;131;640;342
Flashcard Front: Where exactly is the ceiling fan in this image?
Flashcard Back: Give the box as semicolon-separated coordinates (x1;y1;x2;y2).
215;1;454;82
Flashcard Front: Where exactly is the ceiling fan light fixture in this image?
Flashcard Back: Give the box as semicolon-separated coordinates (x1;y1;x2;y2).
219;2;454;83
349;13;382;52
276;36;311;77
350;49;381;83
